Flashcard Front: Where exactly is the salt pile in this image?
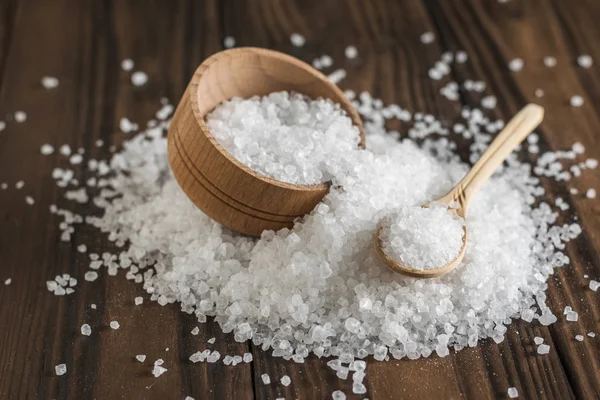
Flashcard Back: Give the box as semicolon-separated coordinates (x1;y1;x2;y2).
74;88;585;367
206;91;361;185
379;205;465;270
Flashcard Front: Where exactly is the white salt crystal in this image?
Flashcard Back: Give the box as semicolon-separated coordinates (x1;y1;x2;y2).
0;121;5;131
190;326;199;335
131;71;148;86
223;36;235;48
243;353;253;362
152;365;167;377
41;76;59;89
85;271;98;283
577;55;593;68
507;387;519;398
25;196;35;205
481;95;497;109
14;111;27;122
207;337;215;344
345;46;358;59
332;390;346;400
136;354;146;362
575;335;584;342
570;95;584;107
110;321;120;329
90;304;96;309
81;323;91;336
586;188;596;198
328;69;347;84
543;57;557;67
420;32;435;44
535;88;544;98
120;117;138;133
566;311;578;322
280;375;291;386
69;154;83;165
537;344;550;354
508;58;524;71
261;373;271;384
121;59;134;71
59;144;72;156
380;205;464;270
184;397;194;400
55;364;67;376
455;51;468;63
534;337;544;345
135;296;144;305
589;280;599;291
15;180;24;189
41;144;55;155
290;33;305;47
4;278;11;285
77;244;87;253
587;332;596;338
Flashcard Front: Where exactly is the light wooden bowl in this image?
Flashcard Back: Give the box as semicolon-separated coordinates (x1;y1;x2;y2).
168;47;365;237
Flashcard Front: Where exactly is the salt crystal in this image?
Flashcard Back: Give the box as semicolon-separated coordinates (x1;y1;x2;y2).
77;244;87;253
121;59;134;71
191;326;199;335
243;353;253;362
328;69;347;84
4;278;11;285
589;280;599;291
570;95;584;107
135;354;146;362
566;311;578;322
15;180;24;189
481;95;497;109
537;344;550;354
577;55;593;68
534;337;544;345
543;57;557;68
55;364;67;376
507;387;519;398
110;321;120;329
0;121;5;131
14;111;27;122
261;373;271;384
586;188;596;199
207;337;215;344
455;51;468;63
332;390;346;400
575;335;584;342
345;46;358;59
120;117;138;133
41;76;59;89
280;375;291;386
25;196;35;205
152;365;167;377
70;154;83;165
131;71;148;86
41;144;55;155
587;332;596;338
90;304;96;309
223;36;235;48
290;33;305;47
81;323;91;336
420;32;435;44
508;58;524;72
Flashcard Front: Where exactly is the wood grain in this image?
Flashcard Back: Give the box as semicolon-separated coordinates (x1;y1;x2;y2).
0;0;598;399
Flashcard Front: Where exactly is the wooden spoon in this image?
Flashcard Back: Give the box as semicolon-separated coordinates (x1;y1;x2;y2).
168;47;365;237
374;104;545;278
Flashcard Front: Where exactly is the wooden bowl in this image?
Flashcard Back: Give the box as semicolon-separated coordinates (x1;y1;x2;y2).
168;47;365;237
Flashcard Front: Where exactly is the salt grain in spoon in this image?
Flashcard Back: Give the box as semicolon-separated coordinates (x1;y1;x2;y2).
375;104;545;278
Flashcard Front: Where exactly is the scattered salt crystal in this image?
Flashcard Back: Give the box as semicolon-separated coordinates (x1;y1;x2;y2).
4;278;11;285
207;337;215;344
455;51;468;63
280;375;291;386
380;205;464;270
508;58;524;72
577;55;593;68
345;46;358;59
110;321;120;329
537;344;550;354
0;182;6;189
586;188;596;199
95;139;104;147
590;280;599;291
261;373;271;384
59;144;72;156
588;332;596;338
420;32;435;44
243;352;253;363
131;71;148;86
585;159;598;169
55;364;67;376
136;354;146;362
81;323;91;336
352;382;367;394
69;154;83;165
121;59;134;71
575;335;584;342
190;326;199;335
25;196;35;205
535;88;544;98
566;311;578;322
184;397;194;400
77;244;87;253
328;69;347;84
15;180;24;189
481;95;497;109
14;111;27;122
41;76;59;89
223;36;235;48
543;56;557;68
332;390;346;400
90;304;96;309
290;33;305;47
135;296;144;305
120;117;138;133
534;337;544;345
570;95;584;107
152;365;167;377
507;387;519;398
41;144;55;155
0;121;5;131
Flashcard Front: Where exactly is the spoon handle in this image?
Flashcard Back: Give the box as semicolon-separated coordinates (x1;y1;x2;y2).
451;104;544;210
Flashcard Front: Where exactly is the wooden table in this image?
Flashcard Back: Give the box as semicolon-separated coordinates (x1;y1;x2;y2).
0;1;599;399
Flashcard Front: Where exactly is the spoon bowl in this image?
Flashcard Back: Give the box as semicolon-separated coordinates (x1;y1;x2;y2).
374;104;545;278
168;47;365;236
